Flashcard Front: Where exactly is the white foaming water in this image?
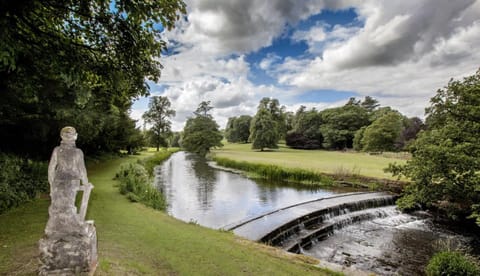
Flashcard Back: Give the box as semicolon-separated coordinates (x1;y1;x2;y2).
303;206;478;276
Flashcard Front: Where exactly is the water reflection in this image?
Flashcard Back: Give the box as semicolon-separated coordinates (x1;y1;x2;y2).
154;151;349;228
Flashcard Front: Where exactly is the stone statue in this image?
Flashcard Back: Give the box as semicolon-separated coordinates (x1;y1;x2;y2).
39;127;97;275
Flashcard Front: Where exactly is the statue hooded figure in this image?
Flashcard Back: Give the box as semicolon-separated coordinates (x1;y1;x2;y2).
45;126;89;237
39;126;97;275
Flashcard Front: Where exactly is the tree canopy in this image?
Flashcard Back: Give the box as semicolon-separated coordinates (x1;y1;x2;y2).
320;104;370;149
182;101;223;157
286;106;323;149
249;108;278;151
225;115;252;143
143;96;176;151
387;70;480;225
0;0;186;157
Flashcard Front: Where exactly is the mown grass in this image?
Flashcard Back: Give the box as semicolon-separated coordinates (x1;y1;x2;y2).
0;150;339;275
212;143;408;180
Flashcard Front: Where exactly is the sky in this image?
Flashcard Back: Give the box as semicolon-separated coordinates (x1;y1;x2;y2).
131;0;480;131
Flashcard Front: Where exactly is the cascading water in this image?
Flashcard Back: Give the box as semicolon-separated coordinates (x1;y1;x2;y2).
302;207;480;275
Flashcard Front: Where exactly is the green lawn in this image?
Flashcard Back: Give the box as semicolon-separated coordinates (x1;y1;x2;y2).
0;152;337;275
212;143;408;180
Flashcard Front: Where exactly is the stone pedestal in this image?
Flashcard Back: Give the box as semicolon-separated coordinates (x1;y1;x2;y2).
39;221;97;275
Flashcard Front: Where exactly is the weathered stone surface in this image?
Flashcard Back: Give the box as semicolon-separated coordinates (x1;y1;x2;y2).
39;127;97;275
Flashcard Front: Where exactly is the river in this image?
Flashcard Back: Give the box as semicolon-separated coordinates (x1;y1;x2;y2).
154;151;479;275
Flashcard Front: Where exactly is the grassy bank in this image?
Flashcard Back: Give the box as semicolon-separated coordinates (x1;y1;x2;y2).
214;157;334;186
212;143;407;180
0;151;338;275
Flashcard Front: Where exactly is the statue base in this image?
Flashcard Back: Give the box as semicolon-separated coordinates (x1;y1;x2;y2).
39;221;97;276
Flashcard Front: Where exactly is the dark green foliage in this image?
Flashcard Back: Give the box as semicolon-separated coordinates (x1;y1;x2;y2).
361;111;405;152
286;131;321;149
182;101;223;156
170;132;182;148
320;104;370;149
225;115;252;143
387;70;480;224
0;153;48;213
0;0;186;157
257;98;287;140
286;106;323;149
395;117;425;150
250;108;278;151
353;127;366;151
213;157;333;185
361;96;380;113
142;96;176;151
115;149;178;210
426;251;480;276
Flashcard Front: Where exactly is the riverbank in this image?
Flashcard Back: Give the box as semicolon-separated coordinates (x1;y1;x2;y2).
212;143;408;191
0;151;338;275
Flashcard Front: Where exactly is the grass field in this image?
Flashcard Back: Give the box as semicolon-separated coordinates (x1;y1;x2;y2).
212;143;408;180
0;151;337;275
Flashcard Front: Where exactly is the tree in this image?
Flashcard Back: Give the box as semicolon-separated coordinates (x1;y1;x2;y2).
361;111;405;152
142;96;175;151
320;104;370;149
249;109;278;151
0;0;186;157
395;117;425;150
387;70;480;225
182;102;223;156
353;126;367;151
257;97;287;140
361;96;380;113
286;107;323;149
225;115;252;143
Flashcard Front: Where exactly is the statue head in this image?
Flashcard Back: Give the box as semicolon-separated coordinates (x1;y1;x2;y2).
60;126;78;142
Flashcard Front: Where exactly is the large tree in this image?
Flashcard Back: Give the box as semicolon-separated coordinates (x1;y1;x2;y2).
387;70;480;225
320;103;370;149
286;106;323;149
225;115;252;143
142;96;176;151
182;101;223;156
0;0;186;157
361;111;405;152
257;97;287;140
250;108;278;151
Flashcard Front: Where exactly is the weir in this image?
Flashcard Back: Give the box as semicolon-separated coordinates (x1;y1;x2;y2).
227;192;397;252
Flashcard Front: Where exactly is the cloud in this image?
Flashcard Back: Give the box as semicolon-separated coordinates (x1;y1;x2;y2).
165;0;341;55
159;77;263;130
275;0;480;117
132;0;480;130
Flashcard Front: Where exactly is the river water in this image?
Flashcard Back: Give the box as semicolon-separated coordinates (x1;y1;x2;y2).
154;151;353;228
154;151;479;275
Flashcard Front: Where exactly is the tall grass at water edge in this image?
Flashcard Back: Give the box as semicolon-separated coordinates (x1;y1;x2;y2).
213;156;334;186
115;148;179;210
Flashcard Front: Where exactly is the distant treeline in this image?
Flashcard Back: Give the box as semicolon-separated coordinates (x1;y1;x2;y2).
225;96;424;152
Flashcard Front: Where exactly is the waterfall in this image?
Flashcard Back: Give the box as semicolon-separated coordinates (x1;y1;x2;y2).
259;196;397;253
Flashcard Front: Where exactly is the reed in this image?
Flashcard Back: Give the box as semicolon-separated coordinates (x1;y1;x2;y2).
141;148;180;175
213;156;334;186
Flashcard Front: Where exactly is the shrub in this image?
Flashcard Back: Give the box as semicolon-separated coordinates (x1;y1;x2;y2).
426;251;480;276
285;131;321;149
115;149;179;211
115;163;166;210
0;153;48;214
